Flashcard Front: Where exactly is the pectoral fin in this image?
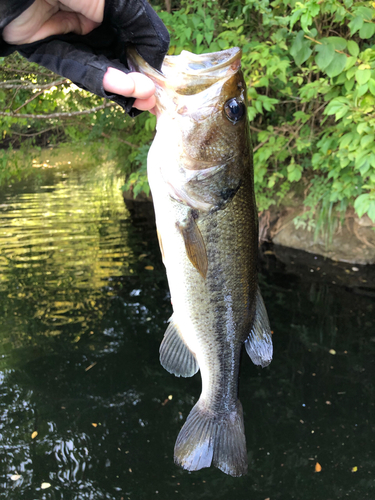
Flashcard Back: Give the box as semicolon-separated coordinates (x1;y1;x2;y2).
177;213;208;279
244;286;273;368
160;315;199;377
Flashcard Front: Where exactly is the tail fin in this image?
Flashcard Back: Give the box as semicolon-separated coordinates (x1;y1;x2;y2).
174;400;248;477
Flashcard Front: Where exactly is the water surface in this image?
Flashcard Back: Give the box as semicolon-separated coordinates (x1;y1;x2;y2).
0;163;374;499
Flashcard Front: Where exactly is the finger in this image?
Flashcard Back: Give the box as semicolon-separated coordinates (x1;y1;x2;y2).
25;12;100;42
133;95;157;112
103;68;155;99
2;0;58;44
58;0;104;23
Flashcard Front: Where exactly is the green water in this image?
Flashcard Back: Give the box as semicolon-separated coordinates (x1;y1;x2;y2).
0;163;374;499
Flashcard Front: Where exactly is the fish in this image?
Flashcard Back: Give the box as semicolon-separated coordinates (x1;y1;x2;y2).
128;47;273;477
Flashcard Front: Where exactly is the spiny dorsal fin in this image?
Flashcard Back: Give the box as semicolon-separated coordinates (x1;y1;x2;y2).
176;212;208;279
160;316;199;377
244;286;273;368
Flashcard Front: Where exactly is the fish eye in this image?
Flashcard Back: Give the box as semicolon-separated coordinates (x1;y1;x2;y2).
224;98;245;124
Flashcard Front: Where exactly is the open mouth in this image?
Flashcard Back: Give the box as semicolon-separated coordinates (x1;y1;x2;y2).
127;47;242;96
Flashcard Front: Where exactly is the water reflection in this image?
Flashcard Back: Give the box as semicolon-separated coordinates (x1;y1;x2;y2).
0;164;374;499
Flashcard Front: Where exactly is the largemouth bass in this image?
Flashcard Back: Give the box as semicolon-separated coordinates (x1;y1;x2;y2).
129;47;273;477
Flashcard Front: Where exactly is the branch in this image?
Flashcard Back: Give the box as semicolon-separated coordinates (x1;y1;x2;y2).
1;66;55;76
9;126;59;138
304;35;349;56
253;139;270;152
0;78;68;89
0;101;117;119
249;125;264;133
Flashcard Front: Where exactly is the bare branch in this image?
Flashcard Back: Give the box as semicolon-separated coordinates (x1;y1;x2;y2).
1;66;55;76
0;101;117;119
8;126;59;137
0;78;68;89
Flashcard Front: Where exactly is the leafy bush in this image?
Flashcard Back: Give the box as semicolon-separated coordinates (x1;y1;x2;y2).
158;0;375;224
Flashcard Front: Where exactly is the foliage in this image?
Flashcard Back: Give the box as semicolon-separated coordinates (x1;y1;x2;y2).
1;1;375;226
0;53;149;187
158;0;375;224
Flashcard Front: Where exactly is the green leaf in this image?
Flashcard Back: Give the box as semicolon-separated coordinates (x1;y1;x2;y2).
339;133;354;149
348;16;363;35
315;43;335;70
345;56;357;71
360;135;374;148
356;7;373;21
354;193;371;218
357;122;370;135
359;23;375;39
335;105;349;120
287;162;302;182
290;31;312;66
344;78;355;92
205;31;213;45
357;84;368;97
195;32;203;47
368;202;375;223
326;37;347;51
368;79;375;96
347;40;359;57
356;69;371;85
325;53;347;78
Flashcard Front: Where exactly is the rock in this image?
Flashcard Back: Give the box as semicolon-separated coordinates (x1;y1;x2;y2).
259;206;375;265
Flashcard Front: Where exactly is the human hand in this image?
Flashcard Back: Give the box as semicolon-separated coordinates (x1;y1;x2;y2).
3;0;157;112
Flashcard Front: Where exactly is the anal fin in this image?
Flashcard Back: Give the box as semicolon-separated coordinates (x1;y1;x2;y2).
244;286;273;368
160;316;199;377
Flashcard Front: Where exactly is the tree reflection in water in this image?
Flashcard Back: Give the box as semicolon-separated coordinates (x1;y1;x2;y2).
0;163;374;499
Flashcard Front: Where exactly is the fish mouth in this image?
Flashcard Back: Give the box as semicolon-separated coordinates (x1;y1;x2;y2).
127;47;242;96
162;48;241;77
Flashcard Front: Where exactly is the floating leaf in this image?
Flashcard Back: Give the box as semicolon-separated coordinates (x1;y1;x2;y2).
144;266;154;271
315;462;322;472
92;423;98;427
352;466;358;472
10;475;21;481
329;349;336;355
41;483;51;489
31;431;38;439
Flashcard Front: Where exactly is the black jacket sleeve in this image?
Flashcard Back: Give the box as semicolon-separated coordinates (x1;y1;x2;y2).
0;0;169;116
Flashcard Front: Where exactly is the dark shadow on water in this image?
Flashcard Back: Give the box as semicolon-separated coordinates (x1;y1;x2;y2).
0;165;374;499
